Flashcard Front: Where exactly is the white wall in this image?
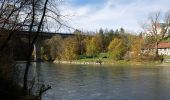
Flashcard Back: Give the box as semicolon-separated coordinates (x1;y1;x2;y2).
158;48;170;55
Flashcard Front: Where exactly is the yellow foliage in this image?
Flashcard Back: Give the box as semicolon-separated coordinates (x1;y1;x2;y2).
107;38;126;60
130;37;144;61
62;37;78;61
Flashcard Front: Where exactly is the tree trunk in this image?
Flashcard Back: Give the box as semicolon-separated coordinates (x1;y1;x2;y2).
23;0;35;92
155;42;159;57
23;0;48;93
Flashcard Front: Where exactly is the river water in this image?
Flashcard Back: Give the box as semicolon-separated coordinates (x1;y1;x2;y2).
25;62;170;100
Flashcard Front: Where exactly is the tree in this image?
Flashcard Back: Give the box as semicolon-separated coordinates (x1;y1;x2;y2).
130;37;144;61
23;0;49;93
95;32;104;52
0;0;33;51
99;28;104;34
44;35;63;60
115;29;119;34
104;29;114;51
62;37;79;61
74;30;86;55
0;0;66;95
85;37;100;57
125;33;136;50
120;27;125;34
143;11;170;57
107;38;126;60
85;32;105;57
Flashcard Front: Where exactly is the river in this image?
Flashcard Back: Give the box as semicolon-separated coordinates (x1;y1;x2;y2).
22;62;170;100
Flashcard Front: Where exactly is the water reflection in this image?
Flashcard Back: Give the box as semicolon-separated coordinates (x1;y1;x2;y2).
33;63;170;100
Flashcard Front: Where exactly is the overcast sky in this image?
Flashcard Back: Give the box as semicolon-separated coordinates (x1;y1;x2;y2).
58;0;170;33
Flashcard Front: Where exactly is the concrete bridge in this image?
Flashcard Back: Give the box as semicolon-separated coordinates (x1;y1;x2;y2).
4;31;74;61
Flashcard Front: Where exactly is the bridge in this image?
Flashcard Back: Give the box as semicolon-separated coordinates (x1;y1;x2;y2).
1;31;74;61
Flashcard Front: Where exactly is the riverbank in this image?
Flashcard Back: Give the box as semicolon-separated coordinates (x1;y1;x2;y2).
54;60;103;65
157;62;170;66
54;59;163;66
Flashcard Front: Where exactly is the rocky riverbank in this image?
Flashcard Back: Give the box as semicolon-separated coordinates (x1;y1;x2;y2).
54;60;103;65
53;60;169;67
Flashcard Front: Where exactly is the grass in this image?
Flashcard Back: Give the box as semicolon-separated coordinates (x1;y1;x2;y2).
68;53;162;67
76;58;99;62
75;54;162;67
163;55;170;59
75;58;161;67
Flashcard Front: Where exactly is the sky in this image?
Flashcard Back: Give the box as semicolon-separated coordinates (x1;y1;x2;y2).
58;0;170;33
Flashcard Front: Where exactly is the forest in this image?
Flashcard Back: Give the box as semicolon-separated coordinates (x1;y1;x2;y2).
43;28;161;63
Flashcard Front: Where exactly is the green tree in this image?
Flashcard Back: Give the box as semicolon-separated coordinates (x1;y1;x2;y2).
115;29;119;35
99;28;104;34
108;38;126;60
120;27;125;34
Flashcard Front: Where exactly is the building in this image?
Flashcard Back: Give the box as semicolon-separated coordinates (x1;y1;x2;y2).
141;42;170;55
144;23;170;37
157;42;170;55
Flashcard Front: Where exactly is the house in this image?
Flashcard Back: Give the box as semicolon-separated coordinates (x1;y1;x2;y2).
157;42;170;55
144;23;170;37
141;42;170;55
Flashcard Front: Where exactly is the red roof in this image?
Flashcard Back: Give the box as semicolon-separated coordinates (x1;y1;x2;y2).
142;42;170;49
158;42;170;48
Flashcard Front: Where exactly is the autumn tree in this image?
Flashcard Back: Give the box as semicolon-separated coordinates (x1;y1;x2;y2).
130;37;144;61
104;29;114;51
74;30;86;55
85;37;99;57
62;37;79;61
107;38;126;60
95;32;104;52
43;35;63;60
125;33;137;50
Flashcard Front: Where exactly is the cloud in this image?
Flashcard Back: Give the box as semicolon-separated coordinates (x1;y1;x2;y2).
58;0;170;33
